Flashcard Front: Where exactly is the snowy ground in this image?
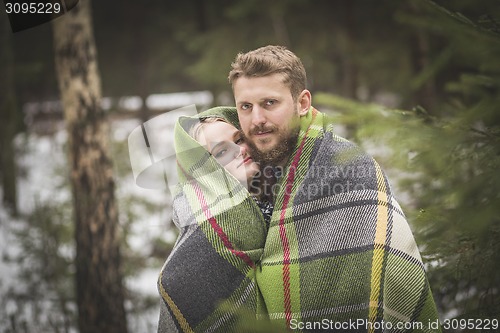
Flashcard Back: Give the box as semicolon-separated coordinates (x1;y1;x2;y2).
0;118;178;333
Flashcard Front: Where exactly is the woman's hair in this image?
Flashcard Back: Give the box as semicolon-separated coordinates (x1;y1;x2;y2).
188;116;226;142
228;45;307;102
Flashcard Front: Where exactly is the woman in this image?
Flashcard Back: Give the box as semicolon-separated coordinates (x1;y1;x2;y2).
188;116;274;224
157;107;272;333
188;116;260;190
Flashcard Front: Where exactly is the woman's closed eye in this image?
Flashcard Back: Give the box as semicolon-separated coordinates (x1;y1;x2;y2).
213;146;228;159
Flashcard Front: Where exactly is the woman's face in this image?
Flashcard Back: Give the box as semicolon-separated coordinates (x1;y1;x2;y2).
196;121;260;186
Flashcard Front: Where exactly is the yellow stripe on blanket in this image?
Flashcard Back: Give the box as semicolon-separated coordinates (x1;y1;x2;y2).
158;279;194;333
368;162;389;332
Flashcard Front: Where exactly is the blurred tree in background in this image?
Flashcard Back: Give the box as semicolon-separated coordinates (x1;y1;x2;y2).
400;0;500;320
1;0;499;331
0;10;19;214
316;0;500;321
52;1;128;332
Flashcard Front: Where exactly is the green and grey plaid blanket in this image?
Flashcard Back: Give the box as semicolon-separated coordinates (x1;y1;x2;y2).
257;107;440;332
158;106;440;333
158;107;268;333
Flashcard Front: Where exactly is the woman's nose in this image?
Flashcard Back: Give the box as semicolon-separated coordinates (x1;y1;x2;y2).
236;144;247;157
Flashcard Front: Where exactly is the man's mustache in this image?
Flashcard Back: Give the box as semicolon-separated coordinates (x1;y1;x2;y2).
249;125;277;135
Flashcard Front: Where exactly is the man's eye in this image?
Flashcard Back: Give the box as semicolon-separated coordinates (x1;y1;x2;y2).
240;104;251;111
265;100;275;106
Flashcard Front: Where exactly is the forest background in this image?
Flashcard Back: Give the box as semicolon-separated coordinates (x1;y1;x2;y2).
0;0;499;332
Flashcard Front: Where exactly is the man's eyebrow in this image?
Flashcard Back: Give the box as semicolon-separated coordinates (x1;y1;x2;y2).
237;97;278;105
261;96;280;101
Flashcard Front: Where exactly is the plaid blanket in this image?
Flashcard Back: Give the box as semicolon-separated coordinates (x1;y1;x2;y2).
257;107;440;332
157;107;269;333
158;106;440;333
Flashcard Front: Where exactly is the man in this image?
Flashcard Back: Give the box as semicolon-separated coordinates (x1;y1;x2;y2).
228;45;441;332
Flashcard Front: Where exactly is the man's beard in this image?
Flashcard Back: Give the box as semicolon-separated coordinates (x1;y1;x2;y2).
244;124;299;167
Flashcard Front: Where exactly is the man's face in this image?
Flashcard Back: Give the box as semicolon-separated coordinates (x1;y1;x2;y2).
233;73;310;166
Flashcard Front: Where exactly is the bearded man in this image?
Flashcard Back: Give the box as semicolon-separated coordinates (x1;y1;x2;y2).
228;45;441;332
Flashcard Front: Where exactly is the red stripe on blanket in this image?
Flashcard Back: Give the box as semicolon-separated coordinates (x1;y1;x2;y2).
192;180;256;269
177;161;256;269
279;110;316;327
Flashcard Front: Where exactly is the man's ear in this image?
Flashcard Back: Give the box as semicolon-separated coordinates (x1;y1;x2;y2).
298;90;312;116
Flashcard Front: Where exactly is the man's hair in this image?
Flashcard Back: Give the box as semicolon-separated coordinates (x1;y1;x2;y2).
228;45;307;101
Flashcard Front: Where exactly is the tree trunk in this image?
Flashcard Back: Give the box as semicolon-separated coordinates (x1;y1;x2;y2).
342;1;359;99
269;2;291;47
0;10;19;215
410;30;437;111
52;1;128;333
408;1;437;112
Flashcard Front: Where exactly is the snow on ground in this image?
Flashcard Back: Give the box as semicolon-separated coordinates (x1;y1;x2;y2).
0;117;180;332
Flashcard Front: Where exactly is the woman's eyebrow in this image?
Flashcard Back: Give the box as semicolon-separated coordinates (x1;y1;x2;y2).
209;141;224;154
233;130;243;140
208;130;240;154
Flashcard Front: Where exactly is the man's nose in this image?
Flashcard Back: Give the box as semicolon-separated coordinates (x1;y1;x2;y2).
251;106;266;126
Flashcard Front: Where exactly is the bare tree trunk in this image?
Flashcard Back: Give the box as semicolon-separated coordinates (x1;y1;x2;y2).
52;1;128;332
0;11;19;215
410;30;437;111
